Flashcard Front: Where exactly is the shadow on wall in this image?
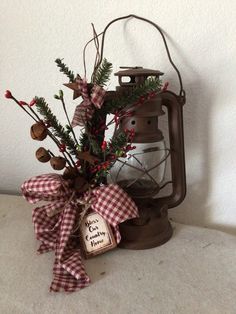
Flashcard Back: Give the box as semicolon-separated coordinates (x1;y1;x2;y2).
163;34;236;235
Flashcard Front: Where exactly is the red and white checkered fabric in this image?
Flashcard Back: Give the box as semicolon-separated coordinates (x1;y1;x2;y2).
91;85;106;109
21;174;138;292
71;78;106;127
91;184;138;242
71;100;94;127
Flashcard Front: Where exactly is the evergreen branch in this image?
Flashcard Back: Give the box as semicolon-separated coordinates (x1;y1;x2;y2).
55;58;75;82
35;97;78;157
109;131;127;153
90;137;102;155
79;132;102;156
103;77;162;113
78;132;89;149
93;58;112;87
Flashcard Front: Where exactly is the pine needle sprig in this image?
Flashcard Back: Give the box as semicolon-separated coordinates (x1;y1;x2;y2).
93;58;112;87
90;137;102;155
35;97;78;156
55;58;75;82
78;132;89;149
103;77;162;113
109;131;128;153
78;132;102;156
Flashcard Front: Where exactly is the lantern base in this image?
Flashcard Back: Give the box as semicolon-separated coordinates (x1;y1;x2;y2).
118;203;173;250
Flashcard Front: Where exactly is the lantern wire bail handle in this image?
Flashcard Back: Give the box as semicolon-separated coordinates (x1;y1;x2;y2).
96;14;185;101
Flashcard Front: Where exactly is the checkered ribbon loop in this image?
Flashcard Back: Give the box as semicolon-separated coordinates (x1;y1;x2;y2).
71;79;106;127
21;173;138;292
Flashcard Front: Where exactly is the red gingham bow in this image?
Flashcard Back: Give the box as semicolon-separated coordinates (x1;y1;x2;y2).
21;174;138;292
71;79;106;127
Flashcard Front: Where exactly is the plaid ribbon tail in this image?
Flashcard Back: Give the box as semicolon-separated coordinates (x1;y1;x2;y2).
91;85;106;109
50;252;90;292
91;184;139;243
32;204;59;253
50;206;91;292
22;174;91;292
71;100;94;127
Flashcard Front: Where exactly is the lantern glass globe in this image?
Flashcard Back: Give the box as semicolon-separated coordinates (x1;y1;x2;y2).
110;139;167;198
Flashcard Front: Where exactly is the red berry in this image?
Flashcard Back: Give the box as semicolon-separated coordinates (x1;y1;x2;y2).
90;167;96;173
139;96;146;103
114;114;119;125
5;90;13;99
147;93;152;100
126;111;134;117
162;82;169;91
29;99;36;106
59;143;66;152
101;141;107;151
19;101;28;106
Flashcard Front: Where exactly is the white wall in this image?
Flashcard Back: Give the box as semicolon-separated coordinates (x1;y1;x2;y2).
1;0;236;234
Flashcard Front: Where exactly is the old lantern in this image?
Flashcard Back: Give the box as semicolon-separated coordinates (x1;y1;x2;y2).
109;65;186;249
99;15;186;249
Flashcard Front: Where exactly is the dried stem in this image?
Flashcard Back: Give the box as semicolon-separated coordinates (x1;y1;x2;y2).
83;30;104;78
47;150;55;157
60;96;79;145
11;95;74;168
12;97;37;122
91;23;101;82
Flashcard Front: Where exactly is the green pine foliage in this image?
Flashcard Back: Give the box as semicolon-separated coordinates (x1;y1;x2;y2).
78;133;89;149
103;77;162;114
55;58;75;82
109;131;127;153
93;59;112;87
35;97;78;156
90;137;102;155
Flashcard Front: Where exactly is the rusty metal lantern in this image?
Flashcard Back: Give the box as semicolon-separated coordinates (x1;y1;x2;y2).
101;15;186;249
111;67;166;199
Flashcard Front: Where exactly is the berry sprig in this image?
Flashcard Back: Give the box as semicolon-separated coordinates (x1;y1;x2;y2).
5;90;77;169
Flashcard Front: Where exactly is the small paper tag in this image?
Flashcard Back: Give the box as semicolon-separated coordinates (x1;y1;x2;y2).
79;212;116;258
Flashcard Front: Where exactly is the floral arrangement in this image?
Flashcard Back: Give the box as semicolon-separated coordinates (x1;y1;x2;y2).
5;58;161;184
5;36;162;292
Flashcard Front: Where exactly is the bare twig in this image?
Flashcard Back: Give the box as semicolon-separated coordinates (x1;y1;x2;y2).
60;96;79;145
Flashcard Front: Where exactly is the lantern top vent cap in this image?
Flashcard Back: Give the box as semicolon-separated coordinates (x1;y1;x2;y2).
115;67;164;77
